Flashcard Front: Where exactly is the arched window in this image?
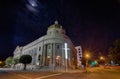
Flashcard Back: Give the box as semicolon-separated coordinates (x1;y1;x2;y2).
39;47;41;51
38;55;41;60
57;45;60;49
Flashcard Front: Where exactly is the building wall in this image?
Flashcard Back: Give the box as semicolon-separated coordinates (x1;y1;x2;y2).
13;21;77;71
75;46;82;67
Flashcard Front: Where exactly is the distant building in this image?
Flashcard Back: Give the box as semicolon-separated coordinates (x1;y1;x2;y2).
75;46;82;67
13;21;77;71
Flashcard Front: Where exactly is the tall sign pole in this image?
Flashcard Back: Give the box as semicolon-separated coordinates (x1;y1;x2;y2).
65;43;68;72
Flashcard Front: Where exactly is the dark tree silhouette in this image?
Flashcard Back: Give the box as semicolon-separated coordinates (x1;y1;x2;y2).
108;39;120;65
19;55;32;70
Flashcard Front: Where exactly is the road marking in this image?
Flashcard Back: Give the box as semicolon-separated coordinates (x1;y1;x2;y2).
8;72;32;79
13;74;32;79
34;73;62;79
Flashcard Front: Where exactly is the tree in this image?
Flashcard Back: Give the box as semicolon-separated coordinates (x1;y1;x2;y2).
5;57;13;67
12;57;19;67
19;55;32;70
81;57;86;66
108;39;120;65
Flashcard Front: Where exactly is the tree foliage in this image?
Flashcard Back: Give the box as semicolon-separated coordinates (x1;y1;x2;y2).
19;55;32;70
5;57;13;67
12;58;19;65
81;57;86;66
108;39;120;65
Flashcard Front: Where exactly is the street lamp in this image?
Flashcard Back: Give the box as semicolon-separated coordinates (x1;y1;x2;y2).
0;61;3;67
64;43;68;72
86;54;90;58
85;54;90;67
85;53;90;72
100;56;105;65
62;43;70;72
100;56;104;60
0;61;2;64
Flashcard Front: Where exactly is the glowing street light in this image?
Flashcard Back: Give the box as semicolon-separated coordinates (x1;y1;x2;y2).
86;54;90;58
85;53;90;67
100;56;104;60
100;56;105;65
0;61;2;64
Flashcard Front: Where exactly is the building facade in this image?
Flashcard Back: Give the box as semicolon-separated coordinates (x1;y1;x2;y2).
13;21;77;71
75;46;82;67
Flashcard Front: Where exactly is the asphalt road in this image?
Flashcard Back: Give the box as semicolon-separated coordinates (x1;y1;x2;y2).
0;67;120;79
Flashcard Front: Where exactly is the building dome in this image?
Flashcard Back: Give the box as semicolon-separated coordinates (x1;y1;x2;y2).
48;20;62;29
47;20;65;35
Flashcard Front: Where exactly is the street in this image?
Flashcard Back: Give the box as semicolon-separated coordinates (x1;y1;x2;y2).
0;67;120;79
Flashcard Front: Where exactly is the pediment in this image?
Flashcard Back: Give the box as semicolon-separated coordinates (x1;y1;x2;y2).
14;46;20;54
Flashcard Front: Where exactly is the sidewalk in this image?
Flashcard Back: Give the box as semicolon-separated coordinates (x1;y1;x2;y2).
0;68;86;73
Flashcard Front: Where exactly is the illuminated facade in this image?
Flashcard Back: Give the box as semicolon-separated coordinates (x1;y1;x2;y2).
75;46;82;67
13;21;77;71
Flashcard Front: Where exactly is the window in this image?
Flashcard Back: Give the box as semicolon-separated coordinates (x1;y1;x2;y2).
39;47;41;51
57;45;60;49
34;53;37;56
46;56;50;66
56;30;59;33
48;45;51;49
38;55;41;60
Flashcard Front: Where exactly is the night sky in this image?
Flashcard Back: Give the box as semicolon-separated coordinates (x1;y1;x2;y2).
0;0;120;60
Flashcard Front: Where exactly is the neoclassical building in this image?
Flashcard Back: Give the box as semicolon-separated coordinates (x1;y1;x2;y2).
13;21;77;71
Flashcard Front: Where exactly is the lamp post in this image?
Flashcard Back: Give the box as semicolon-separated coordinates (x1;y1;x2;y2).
85;54;90;67
64;43;68;72
85;54;90;72
0;61;2;64
100;56;104;60
100;56;105;66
